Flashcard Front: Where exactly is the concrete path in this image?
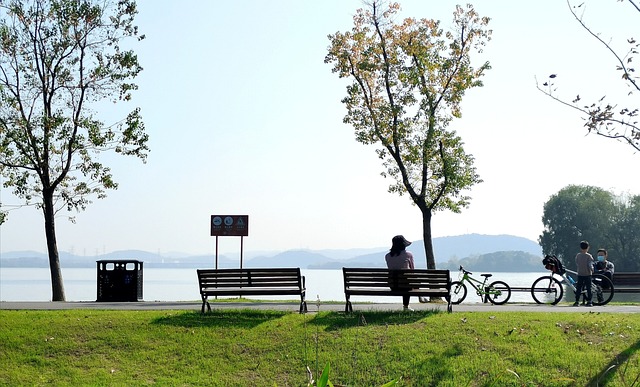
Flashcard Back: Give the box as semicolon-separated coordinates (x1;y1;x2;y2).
1;301;638;313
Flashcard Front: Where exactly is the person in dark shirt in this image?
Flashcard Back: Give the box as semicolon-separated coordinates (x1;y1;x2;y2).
595;248;615;284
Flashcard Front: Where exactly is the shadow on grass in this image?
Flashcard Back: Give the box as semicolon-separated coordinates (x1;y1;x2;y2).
151;309;442;331
589;338;640;386
307;309;443;331
151;310;289;329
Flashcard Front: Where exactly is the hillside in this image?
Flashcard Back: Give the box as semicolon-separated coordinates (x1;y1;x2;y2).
0;233;542;270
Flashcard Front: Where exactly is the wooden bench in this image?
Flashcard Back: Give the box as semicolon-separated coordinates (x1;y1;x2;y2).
342;268;452;313
197;268;307;314
612;272;640;294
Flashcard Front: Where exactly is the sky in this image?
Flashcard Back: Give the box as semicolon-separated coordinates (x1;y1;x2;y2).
1;0;639;258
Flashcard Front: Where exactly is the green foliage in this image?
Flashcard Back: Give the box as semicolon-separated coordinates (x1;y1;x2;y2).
1;309;639;386
314;362;333;387
442;250;542;272
310;361;399;387
0;0;147;216
0;0;147;213
540;184;640;271
325;1;491;268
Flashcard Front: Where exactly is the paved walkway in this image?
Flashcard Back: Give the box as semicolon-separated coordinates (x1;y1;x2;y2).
1;301;638;313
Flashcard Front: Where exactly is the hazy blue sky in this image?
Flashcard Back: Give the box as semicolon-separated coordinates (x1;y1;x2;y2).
1;0;638;258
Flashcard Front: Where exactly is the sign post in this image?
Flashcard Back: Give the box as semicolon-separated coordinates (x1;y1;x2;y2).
210;215;249;268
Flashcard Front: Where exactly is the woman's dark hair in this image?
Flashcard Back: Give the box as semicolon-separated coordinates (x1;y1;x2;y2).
389;243;405;257
389;235;410;257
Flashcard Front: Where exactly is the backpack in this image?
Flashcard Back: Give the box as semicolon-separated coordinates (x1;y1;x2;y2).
542;254;566;275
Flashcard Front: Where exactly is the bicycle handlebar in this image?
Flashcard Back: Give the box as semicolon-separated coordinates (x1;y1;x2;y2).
459;265;472;275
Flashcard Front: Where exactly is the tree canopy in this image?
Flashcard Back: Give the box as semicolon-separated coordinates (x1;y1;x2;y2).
539;184;640;271
325;1;491;269
0;0;147;300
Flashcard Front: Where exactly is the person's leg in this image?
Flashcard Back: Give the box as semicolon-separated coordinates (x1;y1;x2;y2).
586;276;593;305
605;271;613;284
574;277;585;305
403;295;410;307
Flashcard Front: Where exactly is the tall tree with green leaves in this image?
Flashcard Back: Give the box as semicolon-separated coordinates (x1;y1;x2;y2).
0;0;148;301
539;184;640;271
325;1;491;269
539;185;616;266
609;193;640;271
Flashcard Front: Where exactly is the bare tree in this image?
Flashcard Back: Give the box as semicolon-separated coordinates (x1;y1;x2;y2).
537;0;640;152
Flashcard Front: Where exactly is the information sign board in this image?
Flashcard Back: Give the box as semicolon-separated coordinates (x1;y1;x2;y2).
210;215;249;237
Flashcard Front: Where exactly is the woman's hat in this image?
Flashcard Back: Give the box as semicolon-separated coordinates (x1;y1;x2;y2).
392;235;411;247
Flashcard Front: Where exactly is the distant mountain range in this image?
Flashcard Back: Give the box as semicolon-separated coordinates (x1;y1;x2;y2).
1;234;542;271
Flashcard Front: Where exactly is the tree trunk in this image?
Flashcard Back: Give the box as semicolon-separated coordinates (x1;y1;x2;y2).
43;189;65;301
419;206;442;302
420;207;436;269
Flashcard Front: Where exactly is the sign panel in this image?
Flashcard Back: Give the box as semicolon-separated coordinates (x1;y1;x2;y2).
210;215;249;237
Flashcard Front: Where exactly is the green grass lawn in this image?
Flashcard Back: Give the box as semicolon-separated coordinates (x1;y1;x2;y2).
1;308;639;386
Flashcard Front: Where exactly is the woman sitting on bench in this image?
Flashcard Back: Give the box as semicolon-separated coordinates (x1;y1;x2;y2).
384;235;425;311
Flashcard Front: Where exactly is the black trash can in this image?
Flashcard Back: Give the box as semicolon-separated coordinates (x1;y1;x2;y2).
96;260;143;302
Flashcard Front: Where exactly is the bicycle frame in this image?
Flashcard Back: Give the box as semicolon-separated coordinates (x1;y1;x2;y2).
451;266;511;305
552;268;578;293
458;270;497;301
553;268;601;294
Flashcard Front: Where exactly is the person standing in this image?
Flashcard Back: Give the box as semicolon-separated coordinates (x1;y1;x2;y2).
385;235;417;311
574;240;594;307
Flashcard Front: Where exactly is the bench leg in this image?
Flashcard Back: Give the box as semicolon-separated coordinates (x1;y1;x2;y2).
345;295;353;313
299;294;307;314
201;296;211;314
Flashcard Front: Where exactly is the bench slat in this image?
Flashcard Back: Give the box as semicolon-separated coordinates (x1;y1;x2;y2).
612;272;640;286
200;279;302;285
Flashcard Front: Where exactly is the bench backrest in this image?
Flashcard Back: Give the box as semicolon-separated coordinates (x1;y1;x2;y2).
343;268;450;290
197;268;304;290
612;272;640;286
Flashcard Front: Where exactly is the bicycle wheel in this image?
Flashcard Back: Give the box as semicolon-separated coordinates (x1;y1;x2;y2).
591;274;614;305
450;281;467;304
531;276;564;305
486;281;511;305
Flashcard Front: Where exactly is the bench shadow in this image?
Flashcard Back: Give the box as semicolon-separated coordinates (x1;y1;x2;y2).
307;309;443;331
587;338;640;386
151;309;289;329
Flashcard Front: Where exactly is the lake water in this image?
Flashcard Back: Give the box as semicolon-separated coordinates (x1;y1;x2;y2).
1;268;555;304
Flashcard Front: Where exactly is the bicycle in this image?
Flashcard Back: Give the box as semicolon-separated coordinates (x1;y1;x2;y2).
530;255;614;305
450;266;511;305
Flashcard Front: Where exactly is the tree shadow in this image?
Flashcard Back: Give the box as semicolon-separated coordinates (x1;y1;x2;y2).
151;309;289;329
306;309;444;331
587;338;640;386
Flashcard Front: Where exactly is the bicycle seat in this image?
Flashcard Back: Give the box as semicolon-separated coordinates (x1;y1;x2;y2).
481;273;492;278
